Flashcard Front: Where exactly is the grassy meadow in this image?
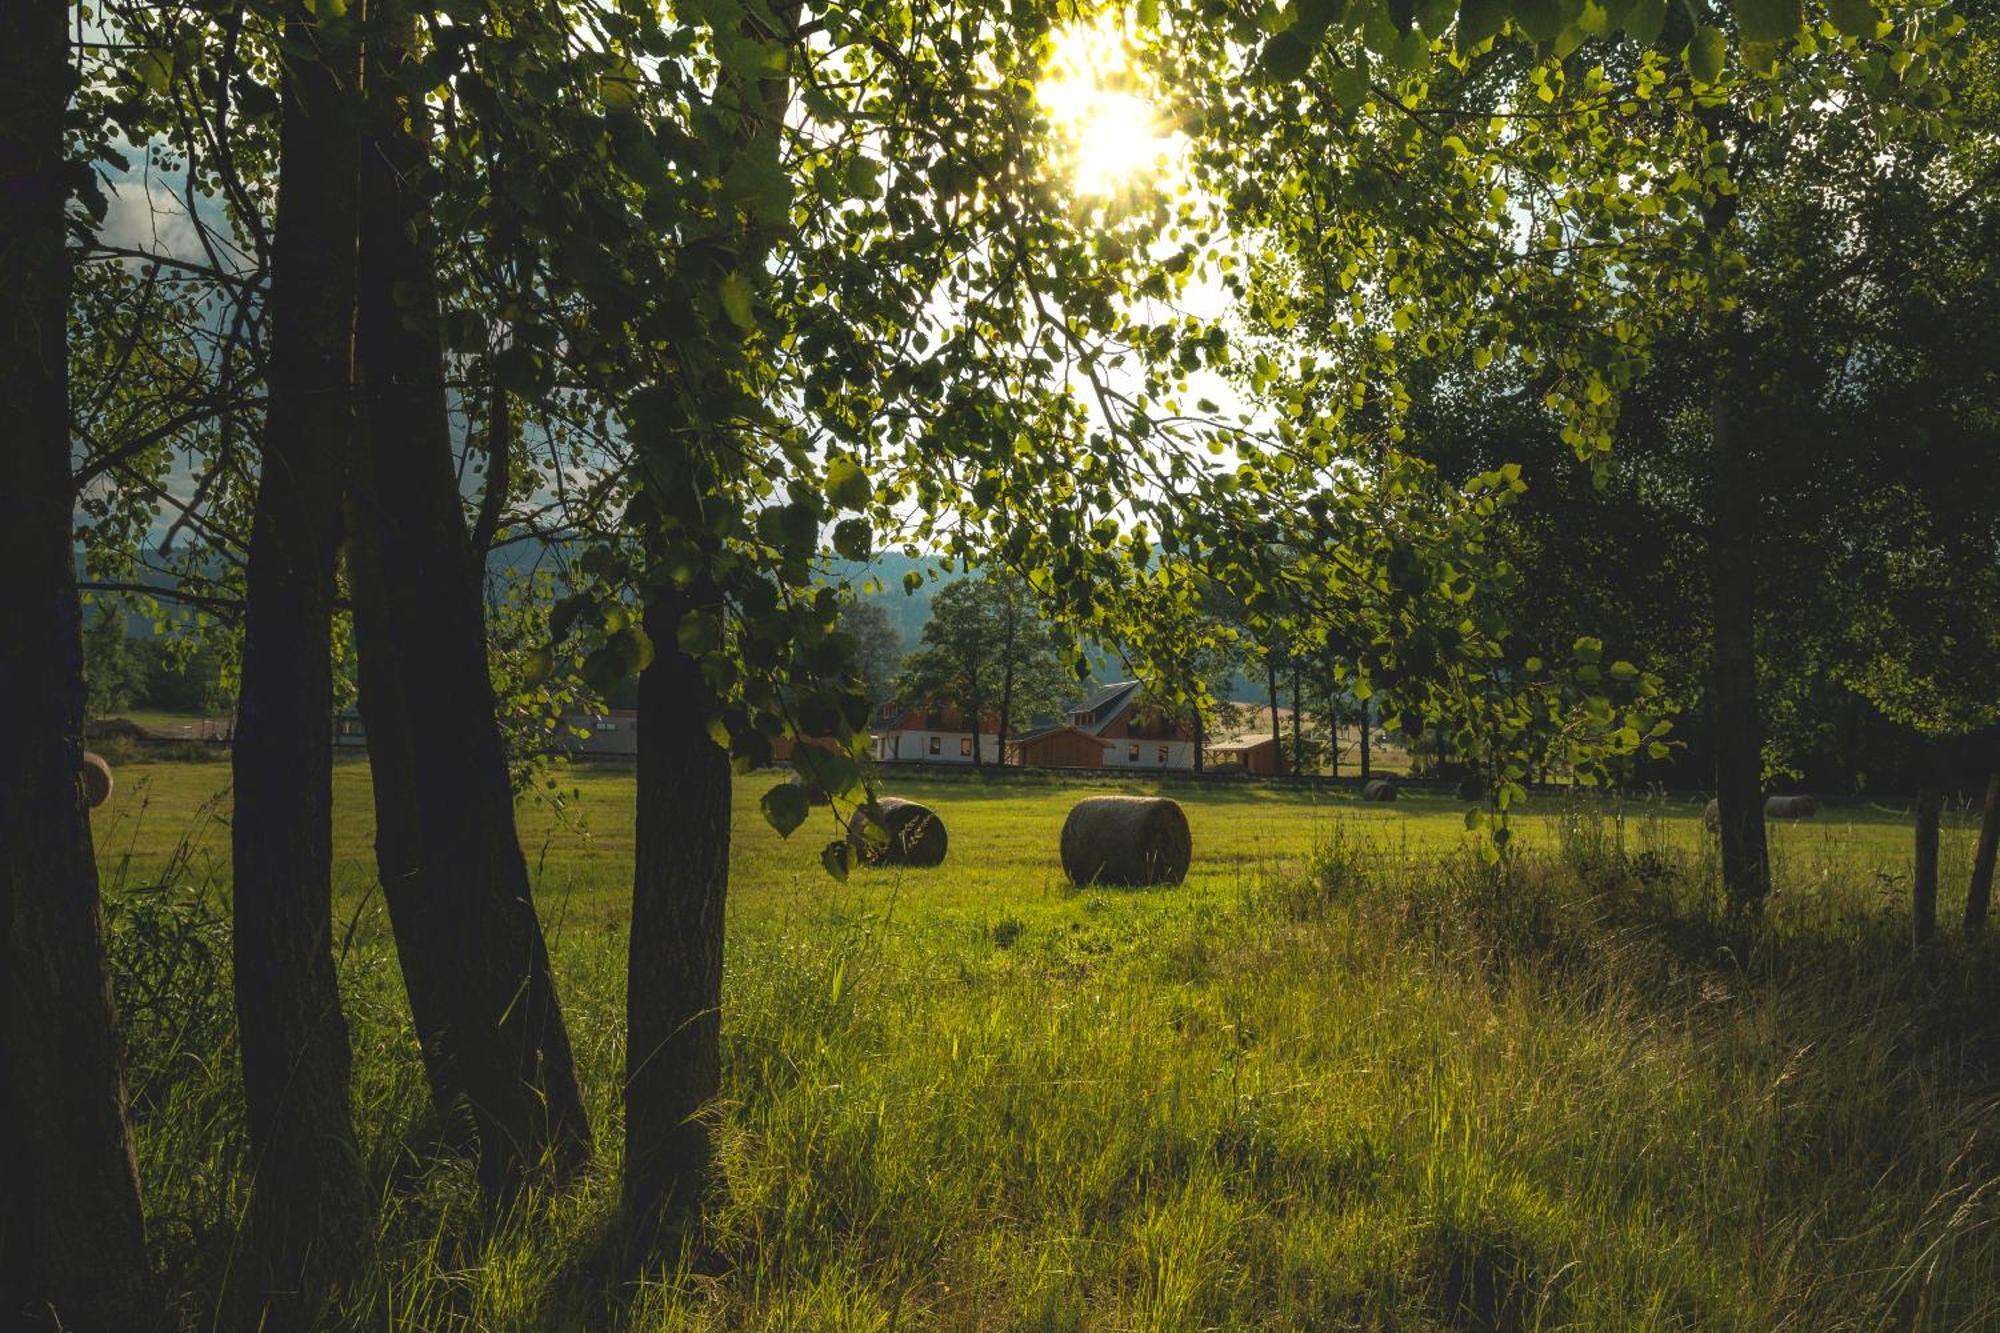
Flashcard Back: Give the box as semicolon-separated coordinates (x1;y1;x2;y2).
96;756;2000;1330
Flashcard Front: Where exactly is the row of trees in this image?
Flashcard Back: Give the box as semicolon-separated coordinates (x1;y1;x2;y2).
6;0;1967;1325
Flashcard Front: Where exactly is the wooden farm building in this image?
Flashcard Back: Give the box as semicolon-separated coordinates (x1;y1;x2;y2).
1003;723;1113;768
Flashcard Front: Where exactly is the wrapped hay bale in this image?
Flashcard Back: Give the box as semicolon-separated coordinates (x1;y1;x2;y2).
80;751;114;809
1765;794;1819;820
1362;779;1399;802
1060;795;1191;887
846;797;948;867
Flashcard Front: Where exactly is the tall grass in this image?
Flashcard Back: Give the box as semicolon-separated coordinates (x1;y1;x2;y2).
102;781;2000;1329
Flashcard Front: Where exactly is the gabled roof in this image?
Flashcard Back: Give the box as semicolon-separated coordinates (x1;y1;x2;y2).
1007;722;1115;748
1066;679;1142;735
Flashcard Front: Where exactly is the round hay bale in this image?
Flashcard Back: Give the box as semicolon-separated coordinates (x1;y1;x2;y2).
80;751;114;809
1060;795;1191;887
1765;794;1819;820
847;797;947;867
1703;798;1721;833
1362;779;1399;802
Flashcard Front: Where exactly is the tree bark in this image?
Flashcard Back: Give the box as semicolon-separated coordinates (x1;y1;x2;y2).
626;582;732;1224
349;0;590;1189
1359;692;1372;784
1708;358;1771;911
1914;782;1943;950
0;2;153;1322
1267;655;1284;777
1192;702;1205;773
1965;769;2000;935
1291;661;1303;775
230;2;371;1307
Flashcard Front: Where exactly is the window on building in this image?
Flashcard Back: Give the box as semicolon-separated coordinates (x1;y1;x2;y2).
960;736;972;756
929;735;942;756
595;718;619;732
1158;746;1169;764
1127;743;1140;762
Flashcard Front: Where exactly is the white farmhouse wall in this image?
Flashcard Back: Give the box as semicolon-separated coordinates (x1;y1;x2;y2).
873;730;1002;763
1101;739;1196;770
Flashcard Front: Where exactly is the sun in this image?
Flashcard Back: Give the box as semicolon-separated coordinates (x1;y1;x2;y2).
1036;16;1175;198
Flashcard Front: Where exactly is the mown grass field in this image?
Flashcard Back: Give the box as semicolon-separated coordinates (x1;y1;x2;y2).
97;758;2000;1330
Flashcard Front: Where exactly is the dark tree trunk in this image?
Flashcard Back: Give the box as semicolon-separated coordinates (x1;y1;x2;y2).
1708;366;1770;911
349;0;590;1189
626;583;732;1225
229;3;371;1307
1914;783;1943;950
1192;703;1205;773
1359;692;1372;783
0;2;152;1321
1966;770;2000;935
1326;683;1340;779
1267;656;1284;777
1291;661;1303;775
998;661;1017;766
966;669;984;769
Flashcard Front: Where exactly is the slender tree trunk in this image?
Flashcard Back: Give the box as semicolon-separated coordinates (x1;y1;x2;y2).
230;0;371;1306
1267;655;1284;778
967;667;984;768
1914;781;1943;950
1965;769;2000;935
0;3;152;1321
998;660;1017;767
349;0;589;1188
623;0;802;1233
1192;702;1205;773
1708;360;1771;911
1291;661;1303;775
1326;683;1340;779
1359;692;1372;783
626;581;732;1224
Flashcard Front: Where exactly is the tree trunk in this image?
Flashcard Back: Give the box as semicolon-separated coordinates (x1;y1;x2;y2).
997;660;1017;767
1192;702;1205;773
1359;693;1372;783
626;582;732;1225
349;0;590;1189
0;2;152;1321
1708;361;1771;911
229;3;371;1307
1291;661;1303;775
1965;769;2000;935
967;669;984;769
1914;782;1943;950
1267;656;1284;777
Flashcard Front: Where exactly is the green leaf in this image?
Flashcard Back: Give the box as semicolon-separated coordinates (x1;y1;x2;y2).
1513;0;1564;43
720;272;757;331
1259;29;1314;80
609;625;654;674
761;782;810;838
550;592;593;644
581;646;628;698
133;50;174;92
820;840;850;881
826;456;872;510
1621;0;1667;44
832;517;872;561
1456;0;1509;46
1327;61;1370;107
1732;0;1799;45
1828;0;1877;38
522;646;555;686
1415;0;1457;32
1686;23;1727;83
